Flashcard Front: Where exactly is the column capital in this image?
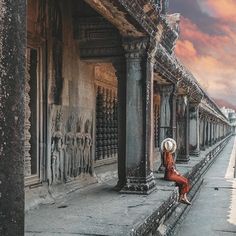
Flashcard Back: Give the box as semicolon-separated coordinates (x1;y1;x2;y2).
189;101;200;107
123;37;158;63
147;38;158;64
123;37;149;59
158;84;174;96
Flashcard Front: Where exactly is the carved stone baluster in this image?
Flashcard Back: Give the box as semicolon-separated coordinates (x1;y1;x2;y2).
110;90;115;158
102;87;107;159
110;89;114;158
24;48;32;177
107;89;111;158
98;87;103;160
114;93;118;157
95;86;99;161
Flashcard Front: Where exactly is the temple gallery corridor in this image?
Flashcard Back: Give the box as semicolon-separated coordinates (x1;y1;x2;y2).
1;1;235;235
174;137;236;236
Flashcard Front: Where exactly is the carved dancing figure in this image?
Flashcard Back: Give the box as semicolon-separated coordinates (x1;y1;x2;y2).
51;110;64;183
65;115;75;180
83;119;93;174
75;117;84;176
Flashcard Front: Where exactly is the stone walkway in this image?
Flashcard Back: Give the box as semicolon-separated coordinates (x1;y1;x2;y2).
25;137;232;236
25;177;177;236
173;137;236;236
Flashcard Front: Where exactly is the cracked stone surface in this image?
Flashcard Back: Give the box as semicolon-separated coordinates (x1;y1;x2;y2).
25;177;176;236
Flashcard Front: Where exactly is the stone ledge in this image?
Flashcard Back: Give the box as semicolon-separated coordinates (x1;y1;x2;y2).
25;136;232;236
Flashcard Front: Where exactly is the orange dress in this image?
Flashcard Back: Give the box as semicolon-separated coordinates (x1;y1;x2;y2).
163;151;190;195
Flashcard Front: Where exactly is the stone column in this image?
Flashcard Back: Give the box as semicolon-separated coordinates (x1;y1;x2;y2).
0;1;26;235
210;120;213;146
213;121;216;144
120;38;157;194
171;87;177;142
113;60;127;190
220;123;223;140
201;116;206;150
208;120;211;146
159;85;174;145
176;95;190;163
189;103;200;156
212;122;215;144
205;119;209;147
208;118;211;146
216;123;219;141
199;115;204;150
219;124;221;139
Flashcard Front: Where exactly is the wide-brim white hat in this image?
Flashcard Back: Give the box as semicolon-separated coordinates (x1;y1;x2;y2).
161;138;177;154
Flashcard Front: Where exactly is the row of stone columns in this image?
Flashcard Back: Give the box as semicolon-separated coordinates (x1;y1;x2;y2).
156;90;232;163
199;114;230;151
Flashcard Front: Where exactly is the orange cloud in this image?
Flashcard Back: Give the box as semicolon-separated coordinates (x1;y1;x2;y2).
175;40;197;58
204;0;236;23
175;16;236;103
179;18;230;51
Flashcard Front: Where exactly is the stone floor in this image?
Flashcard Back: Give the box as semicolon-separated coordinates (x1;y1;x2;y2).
25;137;233;236
25;175;178;236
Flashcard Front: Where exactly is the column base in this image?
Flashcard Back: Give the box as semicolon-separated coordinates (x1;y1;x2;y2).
176;154;190;163
114;179;126;191
189;150;200;156
200;146;206;151
158;165;165;173
120;173;156;195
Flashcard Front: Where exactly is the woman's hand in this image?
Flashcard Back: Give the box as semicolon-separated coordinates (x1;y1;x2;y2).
174;169;180;175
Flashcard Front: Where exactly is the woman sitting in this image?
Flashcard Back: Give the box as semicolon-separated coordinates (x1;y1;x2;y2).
161;138;191;205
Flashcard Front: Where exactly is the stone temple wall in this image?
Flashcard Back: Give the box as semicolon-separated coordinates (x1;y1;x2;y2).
26;0;102;186
47;0;98;185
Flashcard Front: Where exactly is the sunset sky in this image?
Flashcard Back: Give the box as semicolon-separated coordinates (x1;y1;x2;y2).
170;0;236;107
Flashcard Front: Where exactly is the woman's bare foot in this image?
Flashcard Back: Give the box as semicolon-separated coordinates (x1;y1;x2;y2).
179;194;191;205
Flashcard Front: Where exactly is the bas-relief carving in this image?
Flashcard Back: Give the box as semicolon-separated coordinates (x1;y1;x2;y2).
50;107;94;185
75;117;84;176
65;115;75;180
51;109;64;183
83;120;93;174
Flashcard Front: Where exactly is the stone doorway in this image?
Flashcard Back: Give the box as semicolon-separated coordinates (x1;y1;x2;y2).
24;43;46;186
